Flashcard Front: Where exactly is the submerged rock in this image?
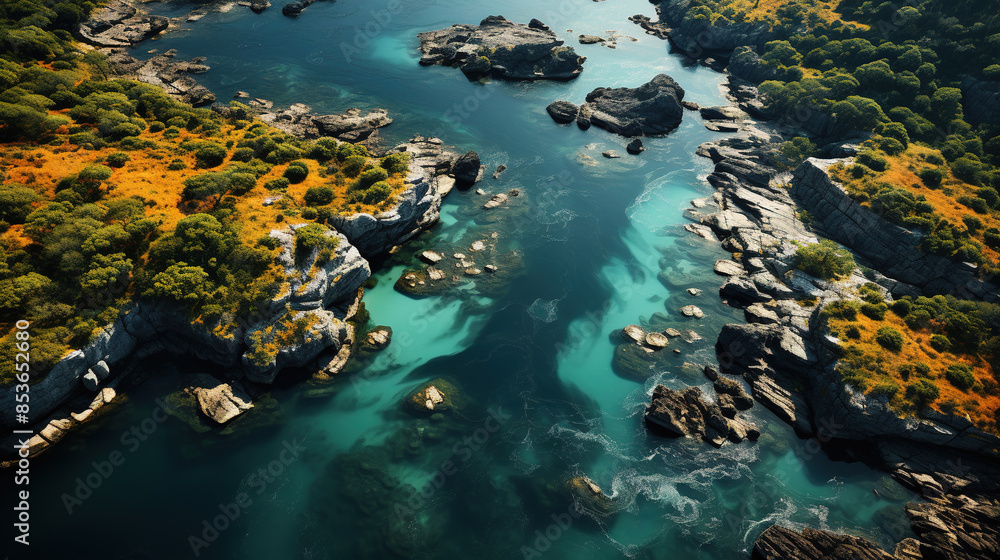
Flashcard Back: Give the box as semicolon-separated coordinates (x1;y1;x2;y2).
404;378;462;415
679;305;704;318
418;15;586;81
362;326;392;351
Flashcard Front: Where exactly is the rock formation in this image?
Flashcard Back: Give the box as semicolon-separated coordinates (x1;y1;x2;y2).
418;16;586;81
644;385;759;446
546;74;685;137
101;48;216;106
77;0;168;47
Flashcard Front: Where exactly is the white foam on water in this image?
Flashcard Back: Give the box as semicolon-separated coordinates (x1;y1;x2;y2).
528;297;561;324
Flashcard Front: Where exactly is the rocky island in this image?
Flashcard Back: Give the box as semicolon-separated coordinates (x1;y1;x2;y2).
418;15;586;81
546;74;686;137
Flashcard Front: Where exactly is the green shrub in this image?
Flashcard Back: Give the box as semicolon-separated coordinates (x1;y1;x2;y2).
264;178;290;191
380;152;410;175
796;239;855;279
105;152;130;168
957;195;989;214
294;223;339;263
906;378;940;407
358;167;388;188
195;144;228;168
231;147;255;162
944;363;975;391
149;121;165;133
929;334;952;352
362;181;392;205
300;207;318;220
875;326;904;352
861;303;887;320
870;379;901;399
856;150;888;172
284;161;309;184
918;167;944;188
304;186;334;206
0;183;41;224
845;325;861;339
890;299;912;316
825;300;859;320
168;159;186;171
341;155;367;177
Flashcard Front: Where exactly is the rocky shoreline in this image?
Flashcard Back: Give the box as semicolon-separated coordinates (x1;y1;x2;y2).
625;4;1000;558
0;4;476;464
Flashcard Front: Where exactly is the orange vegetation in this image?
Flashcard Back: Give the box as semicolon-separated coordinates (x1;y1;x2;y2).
828;310;1000;433
832;144;1000;265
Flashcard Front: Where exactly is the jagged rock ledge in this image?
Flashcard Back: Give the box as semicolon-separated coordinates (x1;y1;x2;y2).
418;16;586;81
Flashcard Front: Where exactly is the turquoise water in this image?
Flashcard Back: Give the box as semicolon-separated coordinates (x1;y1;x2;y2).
7;0;918;558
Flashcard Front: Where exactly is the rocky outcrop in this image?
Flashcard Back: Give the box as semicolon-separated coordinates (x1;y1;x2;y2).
418;16;586;81
647;0;771;58
644;385;759;446
313;108;392;142
77;0;168;47
727;46;782;84
548;74;685;137
190;374;254;424
0;223;371;433
327;137;458;257
451;151;482;184
752;525;896;560
282;0;327;17
961;77;1000;126
754;491;1000;560
103;48;216;106
791;158;996;299
546;100;579;123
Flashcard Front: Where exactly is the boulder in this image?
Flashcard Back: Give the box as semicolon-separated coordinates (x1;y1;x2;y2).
679;305;704;318
282;0;318;17
420;250;444;264
363;327;392;351
644;332;669;349
546;100;579;123
622;324;646;343
191;375;254;425
644;385;754;447
578;34;605;44
578;74;685;137
405;378;462;415
312;108;392;142
602;150;622;159
418;16;586;81
626;138;645;154
713;377;753;410
452;151;481;184
713;259;744;276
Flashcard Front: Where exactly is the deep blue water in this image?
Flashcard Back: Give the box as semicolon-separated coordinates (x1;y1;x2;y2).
7;0;918;558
